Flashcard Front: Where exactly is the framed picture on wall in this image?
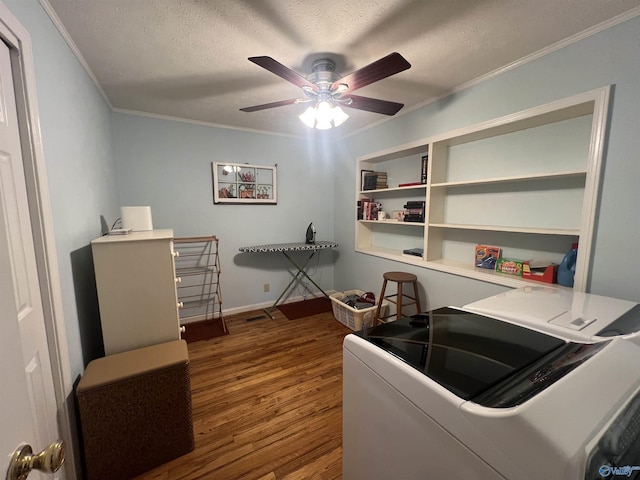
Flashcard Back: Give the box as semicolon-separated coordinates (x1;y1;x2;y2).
212;162;277;204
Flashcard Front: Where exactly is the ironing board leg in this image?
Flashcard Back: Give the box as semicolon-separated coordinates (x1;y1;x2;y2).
264;250;328;318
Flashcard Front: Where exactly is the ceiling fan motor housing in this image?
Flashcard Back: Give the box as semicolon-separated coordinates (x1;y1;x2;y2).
307;59;341;91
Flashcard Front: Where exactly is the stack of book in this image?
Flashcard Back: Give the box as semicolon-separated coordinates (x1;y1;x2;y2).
403;247;424;258
363;171;388;190
404;201;425;222
375;172;388;189
358;199;381;220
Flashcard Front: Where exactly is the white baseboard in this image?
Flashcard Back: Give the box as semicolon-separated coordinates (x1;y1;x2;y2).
217;290;337;319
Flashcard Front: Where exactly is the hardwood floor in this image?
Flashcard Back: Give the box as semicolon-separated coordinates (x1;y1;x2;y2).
135;307;352;480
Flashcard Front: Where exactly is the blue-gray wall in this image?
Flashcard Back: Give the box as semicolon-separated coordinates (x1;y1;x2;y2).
111;114;335;311
334;15;640;306
4;0;119;377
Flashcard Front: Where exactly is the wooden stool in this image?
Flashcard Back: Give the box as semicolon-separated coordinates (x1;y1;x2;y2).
374;272;422;325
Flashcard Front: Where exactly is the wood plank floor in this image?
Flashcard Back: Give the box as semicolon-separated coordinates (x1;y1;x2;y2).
135;307;352;480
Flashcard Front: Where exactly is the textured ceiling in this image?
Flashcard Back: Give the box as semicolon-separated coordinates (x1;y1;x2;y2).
43;0;640;137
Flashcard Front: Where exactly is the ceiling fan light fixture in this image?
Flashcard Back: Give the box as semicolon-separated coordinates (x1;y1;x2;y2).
299;100;350;130
315;100;332;122
332;105;349;127
315;118;333;130
299;106;317;128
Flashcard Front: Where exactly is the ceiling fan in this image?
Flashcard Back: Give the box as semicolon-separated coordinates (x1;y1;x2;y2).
240;53;411;129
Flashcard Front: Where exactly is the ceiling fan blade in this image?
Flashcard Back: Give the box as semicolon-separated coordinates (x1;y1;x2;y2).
248;56;318;91
240;98;299;112
332;52;411;93
341;94;404;116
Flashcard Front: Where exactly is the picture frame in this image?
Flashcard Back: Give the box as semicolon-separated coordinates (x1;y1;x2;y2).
213;162;277;204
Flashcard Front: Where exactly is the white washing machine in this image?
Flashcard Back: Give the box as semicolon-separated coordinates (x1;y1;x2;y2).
463;286;640;342
343;288;640;480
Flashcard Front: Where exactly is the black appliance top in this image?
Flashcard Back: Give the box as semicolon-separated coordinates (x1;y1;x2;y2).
596;304;640;337
357;307;608;407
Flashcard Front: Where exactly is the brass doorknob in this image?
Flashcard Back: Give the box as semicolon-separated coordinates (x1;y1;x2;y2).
7;440;65;480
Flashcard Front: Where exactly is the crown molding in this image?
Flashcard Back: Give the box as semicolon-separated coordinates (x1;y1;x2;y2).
38;0;112;108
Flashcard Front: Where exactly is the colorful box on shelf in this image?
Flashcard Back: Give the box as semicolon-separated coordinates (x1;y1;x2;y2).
523;263;558;284
475;245;501;270
495;258;527;277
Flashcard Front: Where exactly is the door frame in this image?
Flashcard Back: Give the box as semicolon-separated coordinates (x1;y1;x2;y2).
0;3;76;477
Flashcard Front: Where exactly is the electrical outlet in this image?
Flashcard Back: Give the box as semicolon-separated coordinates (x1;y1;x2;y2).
264;283;270;293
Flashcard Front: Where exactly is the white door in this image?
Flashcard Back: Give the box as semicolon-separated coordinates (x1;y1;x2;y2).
0;37;63;479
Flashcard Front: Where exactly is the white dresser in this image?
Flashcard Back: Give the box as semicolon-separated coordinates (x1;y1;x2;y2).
91;229;181;355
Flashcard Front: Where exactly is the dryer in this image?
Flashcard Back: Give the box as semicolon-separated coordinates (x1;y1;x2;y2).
342;290;640;480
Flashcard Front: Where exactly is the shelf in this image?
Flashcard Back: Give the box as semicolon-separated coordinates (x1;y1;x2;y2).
354;87;610;292
428;223;580;236
433;98;596;148
430;170;587;188
360;220;425;227
360;184;427;195
356;246;425;265
356;250;570;290
424;258;570;289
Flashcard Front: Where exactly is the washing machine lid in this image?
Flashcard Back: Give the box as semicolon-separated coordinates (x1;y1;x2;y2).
357;307;607;407
463;286;639;341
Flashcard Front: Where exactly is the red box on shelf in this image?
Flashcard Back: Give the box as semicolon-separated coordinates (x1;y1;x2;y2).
523;263;558;284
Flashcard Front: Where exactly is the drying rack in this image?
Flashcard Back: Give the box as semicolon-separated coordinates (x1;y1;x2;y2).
173;236;226;333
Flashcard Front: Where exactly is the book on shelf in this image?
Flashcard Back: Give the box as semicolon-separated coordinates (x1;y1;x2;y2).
360;169;374;191
363;171;388;190
398;182;422;187
421;154;428;184
403;201;426;222
363;173;377;190
358;199;380;220
375;171;388;189
402;248;424;258
368;202;380;221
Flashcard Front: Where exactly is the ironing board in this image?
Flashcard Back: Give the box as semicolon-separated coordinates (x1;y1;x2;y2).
239;241;338;317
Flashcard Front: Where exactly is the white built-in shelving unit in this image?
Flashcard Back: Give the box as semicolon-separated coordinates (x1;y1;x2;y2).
356;87;610;291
